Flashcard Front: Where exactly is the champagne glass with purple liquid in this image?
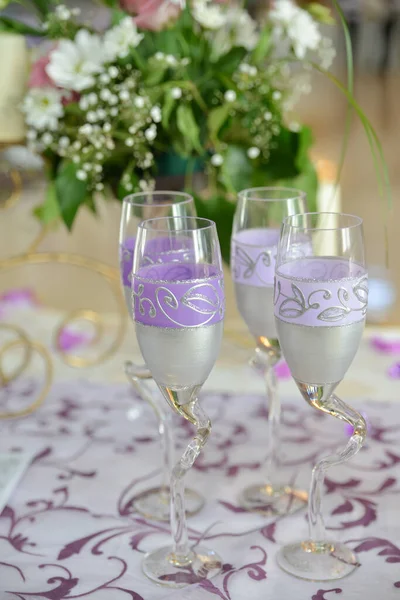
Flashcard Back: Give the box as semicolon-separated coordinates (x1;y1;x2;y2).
119;192;203;521
231;187;308;515
274;212;368;580
132;216;225;587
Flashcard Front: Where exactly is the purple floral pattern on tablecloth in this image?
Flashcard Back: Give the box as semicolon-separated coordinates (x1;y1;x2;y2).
0;381;399;599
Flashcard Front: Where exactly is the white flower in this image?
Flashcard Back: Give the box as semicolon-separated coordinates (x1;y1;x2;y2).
100;73;111;85
150;106;162;123
211;7;259;59
59;136;70;147
145;125;157;141
104;17;144;61
76;169;87;180
108;66;119;78
46;30;105;91
270;0;322;59
171;87;182;99
22;88;64;131
79;124;93;135
289;121;300;132
166;54;178;66
247;147;260;159
42;132;53;145
103;123;112;132
155;51;165;60
100;89;111;102
134;96;145;108
192;0;227;29
264;111;272;121
211;153;223;167
88;92;98;105
272;90;281;101
119;90;130;102
55;4;71;20
125;137;134;147
224;90;236;103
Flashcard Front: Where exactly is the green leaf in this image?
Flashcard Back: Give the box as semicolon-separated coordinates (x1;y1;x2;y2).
0;17;43;36
252;25;272;64
208;104;231;142
295;126;314;172
55;162;88;230
176;104;202;155
262;127;299;180
213;46;247;73
145;63;168;86
30;0;54;17
33;182;60;225
306;3;335;24
162;93;176;128
110;9;126;26
220;145;252;192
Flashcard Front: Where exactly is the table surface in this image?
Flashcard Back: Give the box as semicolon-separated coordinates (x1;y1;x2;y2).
1;304;400;598
0;380;399;600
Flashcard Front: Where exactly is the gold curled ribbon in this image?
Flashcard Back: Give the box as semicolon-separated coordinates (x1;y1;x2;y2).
0;323;32;385
0;251;127;368
0;323;53;419
0;168;22;210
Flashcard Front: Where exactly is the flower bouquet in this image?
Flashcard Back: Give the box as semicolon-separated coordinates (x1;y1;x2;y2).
2;0;337;261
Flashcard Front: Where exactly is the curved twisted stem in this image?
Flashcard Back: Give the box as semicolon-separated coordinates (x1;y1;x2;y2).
307;393;367;546
124;361;173;497
250;338;282;492
169;398;211;565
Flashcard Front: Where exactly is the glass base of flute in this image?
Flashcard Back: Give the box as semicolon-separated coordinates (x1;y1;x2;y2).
239;339;307;516
277;540;359;581
133;487;205;522
142;545;222;588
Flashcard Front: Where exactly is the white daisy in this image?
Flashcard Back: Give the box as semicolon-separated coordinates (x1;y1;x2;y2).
104;17;143;61
211;7;259;59
192;0;227;29
270;0;322;59
46;30;105;91
22;88;64;131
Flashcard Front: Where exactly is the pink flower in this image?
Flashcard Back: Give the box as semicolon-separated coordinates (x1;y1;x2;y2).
120;0;182;31
28;54;55;89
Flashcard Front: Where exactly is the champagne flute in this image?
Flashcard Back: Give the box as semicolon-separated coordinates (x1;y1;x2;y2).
119;191;204;521
132;216;225;587
274;212;368;580
231;187;308;515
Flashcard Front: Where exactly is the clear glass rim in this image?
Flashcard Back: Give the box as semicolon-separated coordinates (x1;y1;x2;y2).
122;190;194;208
138;216;215;234
238;186;306;203
282;212;363;231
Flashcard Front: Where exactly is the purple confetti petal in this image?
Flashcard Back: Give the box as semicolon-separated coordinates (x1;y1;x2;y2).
57;328;92;352
388;362;400;379
370;336;400;355
0;288;39;318
274;360;291;380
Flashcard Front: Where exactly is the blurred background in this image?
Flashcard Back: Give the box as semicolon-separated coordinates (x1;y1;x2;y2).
0;0;399;324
